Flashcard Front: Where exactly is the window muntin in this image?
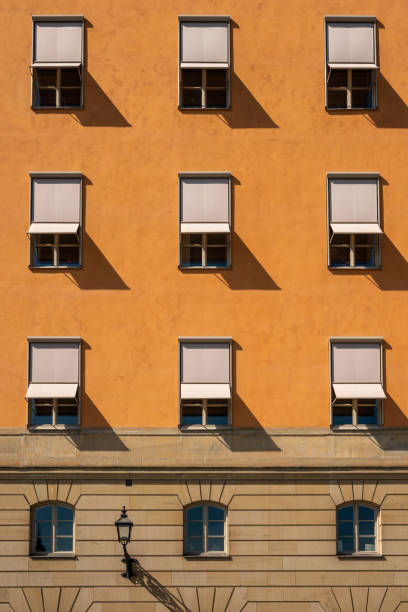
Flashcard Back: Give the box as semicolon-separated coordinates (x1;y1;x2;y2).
337;504;377;555
32;504;74;555
185;503;226;555
181;233;229;268
31;17;84;108
181;399;229;426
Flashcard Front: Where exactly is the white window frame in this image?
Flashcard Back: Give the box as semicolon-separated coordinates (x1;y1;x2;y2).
324;16;378;110
178;337;233;429
178;16;231;110
336;502;380;557
178;172;232;269
31;15;85;109
184;502;228;557
27;336;82;430
31;502;75;557
28;172;83;269
326;173;382;270
329;337;384;429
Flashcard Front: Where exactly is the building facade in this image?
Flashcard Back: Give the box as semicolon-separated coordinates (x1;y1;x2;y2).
1;0;408;610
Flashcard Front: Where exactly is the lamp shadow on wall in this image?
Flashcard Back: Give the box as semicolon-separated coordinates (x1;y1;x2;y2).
67;340;129;452
327;74;408;129
129;561;189;612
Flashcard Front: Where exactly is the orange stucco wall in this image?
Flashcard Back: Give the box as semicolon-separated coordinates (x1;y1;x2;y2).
1;0;408;428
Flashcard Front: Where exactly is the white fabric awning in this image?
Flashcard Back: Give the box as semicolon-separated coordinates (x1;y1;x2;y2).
333;383;386;399
180;62;229;69
181;383;231;399
330;223;382;234
328;63;378;70
25;383;78;399
180;223;230;234
31;62;81;68
28;223;79;234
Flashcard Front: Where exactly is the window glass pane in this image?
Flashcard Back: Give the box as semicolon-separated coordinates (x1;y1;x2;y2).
182;233;202;244
327;70;347;87
207;403;229;425
337;521;354;537
60;88;81;107
181;403;202;425
182;69;202;87
56;537;73;552
56;404;78;425
37;89;56;107
34;246;54;266
36;69;57;87
337;537;354;553
61;68;81;87
208;521;224;536
206;89;227;108
32;401;53;425
208;506;225;521
57;521;73;536
358;506;375;521
207;537;224;551
36;521;52;537
60;234;79;245
332;403;352;425
327;90;347;108
206;70;226;87
35;536;52;553
359;521;375;536
207;246;228;267
181;246;202;267
355;246;375;267
187;506;203;521
186;536;203;553
357;401;378;425
182;89;202;107
187;521;204;537
338;505;354;521
59;245;80;266
352;70;372;88
358;537;375;552
352;89;371;108
330;247;350;267
36;234;55;245
36;506;52;521
57;506;74;521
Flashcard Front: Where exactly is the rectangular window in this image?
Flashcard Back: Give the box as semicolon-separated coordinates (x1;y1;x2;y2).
26;338;81;427
179;338;232;427
31;16;84;108
28;173;82;268
179;173;231;268
179;17;230;109
325;17;378;109
327;174;382;269
330;339;385;427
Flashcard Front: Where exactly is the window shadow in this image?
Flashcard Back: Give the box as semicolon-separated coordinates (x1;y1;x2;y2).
327;74;408;129
66;233;129;290
218;233;280;290
129;560;189;611
369;236;408;290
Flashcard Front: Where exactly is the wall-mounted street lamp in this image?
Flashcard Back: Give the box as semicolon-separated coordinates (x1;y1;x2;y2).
115;506;135;579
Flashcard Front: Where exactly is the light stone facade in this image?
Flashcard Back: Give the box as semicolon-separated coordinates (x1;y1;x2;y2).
0;429;408;611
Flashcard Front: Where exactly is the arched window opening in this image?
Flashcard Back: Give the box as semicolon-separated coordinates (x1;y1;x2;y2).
337;503;378;555
184;503;226;556
32;503;74;555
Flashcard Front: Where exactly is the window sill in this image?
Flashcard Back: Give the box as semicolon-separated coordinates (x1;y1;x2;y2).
331;425;383;431
328;265;381;271
179;265;232;270
29;265;83;270
337;553;384;559
179;425;232;432
31;105;84;110
30;553;77;559
325;106;378;111
28;425;81;432
184;554;231;559
178;106;231;111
